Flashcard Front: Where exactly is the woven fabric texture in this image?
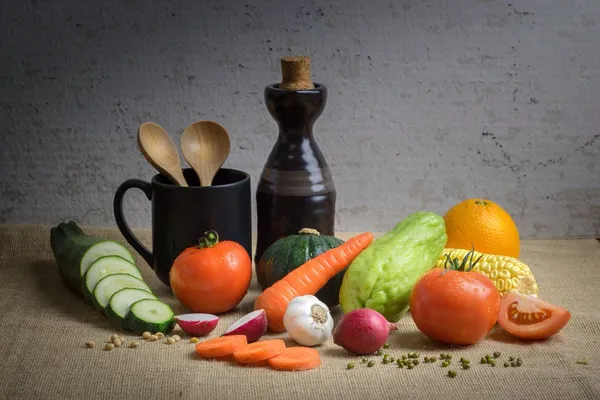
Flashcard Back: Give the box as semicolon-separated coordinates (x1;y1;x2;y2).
0;225;599;400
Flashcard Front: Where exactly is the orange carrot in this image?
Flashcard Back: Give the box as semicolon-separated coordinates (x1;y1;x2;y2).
195;335;248;359
233;339;286;364
254;231;374;332
267;347;321;371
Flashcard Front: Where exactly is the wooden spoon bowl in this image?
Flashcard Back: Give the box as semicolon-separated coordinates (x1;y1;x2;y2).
137;122;188;186
181;121;231;187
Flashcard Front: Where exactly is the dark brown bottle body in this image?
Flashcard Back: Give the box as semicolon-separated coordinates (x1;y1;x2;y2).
255;83;336;265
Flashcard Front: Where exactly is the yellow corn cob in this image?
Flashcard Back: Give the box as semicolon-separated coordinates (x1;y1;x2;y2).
434;248;539;297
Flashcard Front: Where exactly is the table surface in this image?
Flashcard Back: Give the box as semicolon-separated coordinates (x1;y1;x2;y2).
1;224;599;400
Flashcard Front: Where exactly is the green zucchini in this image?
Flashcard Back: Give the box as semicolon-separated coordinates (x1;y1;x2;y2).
122;299;175;334
92;273;152;313
50;221;134;296
83;256;142;304
106;288;157;326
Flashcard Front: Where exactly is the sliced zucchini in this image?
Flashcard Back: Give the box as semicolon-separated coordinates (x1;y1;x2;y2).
122;299;176;334
83;256;141;304
92;273;152;312
106;288;157;325
80;241;135;279
49;221;135;296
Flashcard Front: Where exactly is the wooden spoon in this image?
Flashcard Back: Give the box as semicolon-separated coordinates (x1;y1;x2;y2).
180;120;231;186
137;122;188;186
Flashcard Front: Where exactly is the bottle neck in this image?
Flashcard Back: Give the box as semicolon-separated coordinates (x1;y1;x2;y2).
265;83;327;138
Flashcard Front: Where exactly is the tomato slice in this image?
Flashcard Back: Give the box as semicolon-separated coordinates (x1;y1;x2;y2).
497;291;571;340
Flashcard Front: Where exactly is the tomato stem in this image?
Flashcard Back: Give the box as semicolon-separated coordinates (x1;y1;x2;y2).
196;230;220;249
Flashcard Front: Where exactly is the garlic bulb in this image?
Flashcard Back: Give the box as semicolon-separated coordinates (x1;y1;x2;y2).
283;295;334;346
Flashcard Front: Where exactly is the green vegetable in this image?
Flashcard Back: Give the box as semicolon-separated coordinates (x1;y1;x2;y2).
83;256;142;304
50;221;134;296
339;212;447;321
256;228;345;307
122;299;175;334
105;288;157;325
92;273;152;312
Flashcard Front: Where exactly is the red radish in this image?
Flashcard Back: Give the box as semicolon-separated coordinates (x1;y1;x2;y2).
174;313;219;337
222;309;267;343
333;308;397;355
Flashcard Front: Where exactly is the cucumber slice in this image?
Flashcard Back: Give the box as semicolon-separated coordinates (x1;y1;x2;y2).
80;241;135;279
83;256;141;304
106;288;157;325
92;273;152;312
122;299;176;334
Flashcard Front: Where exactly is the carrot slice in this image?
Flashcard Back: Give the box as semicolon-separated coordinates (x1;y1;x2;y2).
267;347;321;371
233;339;286;364
195;335;248;359
255;231;374;332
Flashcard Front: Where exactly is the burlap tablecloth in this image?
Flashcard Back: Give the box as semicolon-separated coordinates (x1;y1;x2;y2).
0;224;599;400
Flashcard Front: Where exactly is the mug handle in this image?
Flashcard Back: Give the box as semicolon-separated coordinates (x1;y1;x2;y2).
113;179;153;268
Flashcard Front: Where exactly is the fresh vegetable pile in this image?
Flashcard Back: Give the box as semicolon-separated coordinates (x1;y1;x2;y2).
52;198;574;375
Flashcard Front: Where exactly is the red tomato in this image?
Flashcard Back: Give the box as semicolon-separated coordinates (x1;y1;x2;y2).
169;231;251;314
410;267;500;345
497;291;571;340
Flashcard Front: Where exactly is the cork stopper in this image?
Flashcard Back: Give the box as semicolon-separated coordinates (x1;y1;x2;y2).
279;56;315;91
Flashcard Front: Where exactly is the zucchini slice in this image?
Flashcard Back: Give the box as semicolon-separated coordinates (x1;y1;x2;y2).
83;256;142;304
106;288;157;325
92;273;152;312
80;241;135;279
122;299;176;334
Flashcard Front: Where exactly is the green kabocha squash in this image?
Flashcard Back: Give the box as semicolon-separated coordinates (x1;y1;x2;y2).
256;228;345;307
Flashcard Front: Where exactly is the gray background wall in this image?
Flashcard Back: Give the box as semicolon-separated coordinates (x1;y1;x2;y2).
1;0;599;237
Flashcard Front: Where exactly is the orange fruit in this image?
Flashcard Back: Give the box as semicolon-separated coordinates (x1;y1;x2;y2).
443;199;520;258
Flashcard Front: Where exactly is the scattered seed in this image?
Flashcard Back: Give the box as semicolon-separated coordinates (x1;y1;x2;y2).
493;352;501;358
347;363;355;369
490;361;496;367
481;357;487;364
142;332;151;340
376;349;383;356
148;335;158;341
413;360;420;365
383;342;390;349
361;358;368;364
511;362;517;367
462;364;470;370
442;361;449;367
504;362;510;367
104;343;114;351
156;332;165;339
430;356;437;362
189;337;199;344
448;370;457;378
576;359;589;365
402;354;407;360
112;338;122;347
424;357;430;363
509;356;515;361
407;364;414;369
389;357;395;362
383;353;390;358
172;335;181;342
110;334;120;342
166;337;176;344
367;360;375;367
129;341;139;348
84;341;95;348
382;359;390;365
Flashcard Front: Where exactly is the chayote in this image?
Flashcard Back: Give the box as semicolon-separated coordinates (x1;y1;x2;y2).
339;211;447;322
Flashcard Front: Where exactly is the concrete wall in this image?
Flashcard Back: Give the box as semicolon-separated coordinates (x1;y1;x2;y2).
1;0;599;237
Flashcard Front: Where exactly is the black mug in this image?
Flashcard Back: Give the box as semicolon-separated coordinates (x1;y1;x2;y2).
113;168;252;287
